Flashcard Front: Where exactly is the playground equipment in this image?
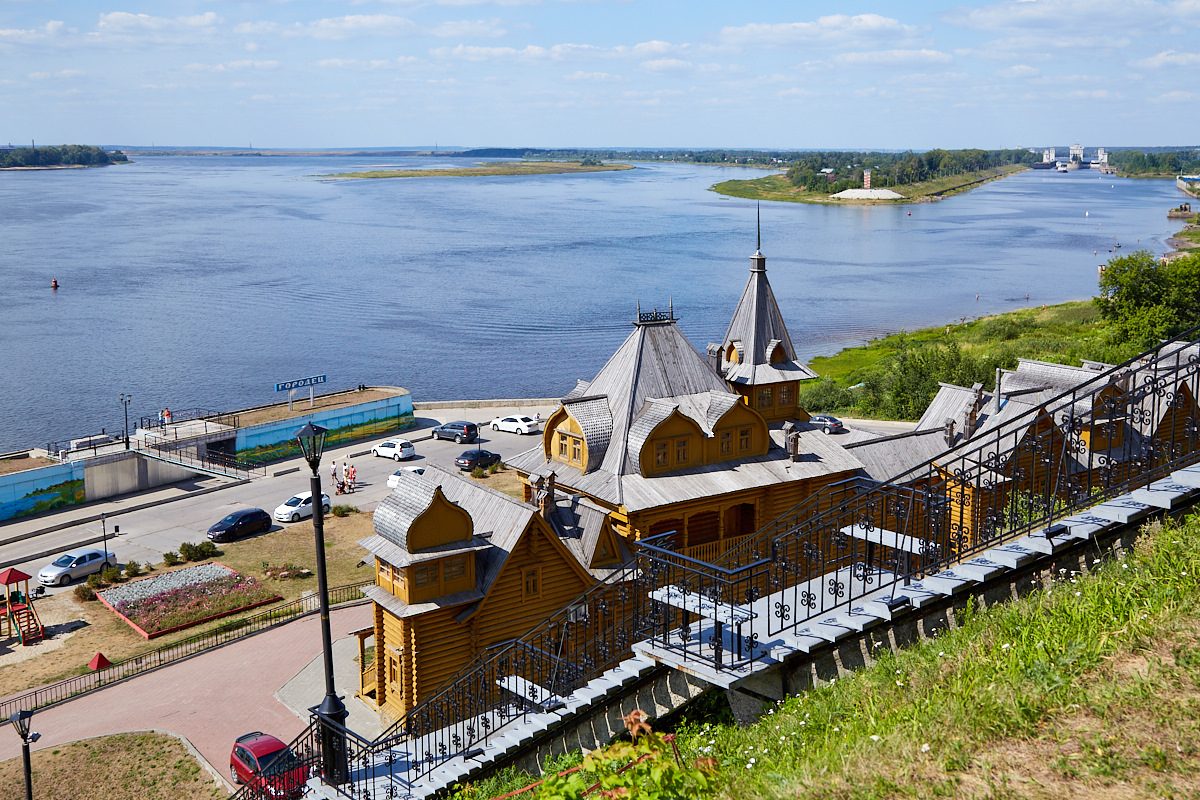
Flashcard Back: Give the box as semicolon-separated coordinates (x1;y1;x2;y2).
0;568;45;645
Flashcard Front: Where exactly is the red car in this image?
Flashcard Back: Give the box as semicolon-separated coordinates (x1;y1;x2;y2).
229;731;307;797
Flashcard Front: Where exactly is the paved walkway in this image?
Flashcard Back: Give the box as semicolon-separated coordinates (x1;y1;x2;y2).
0;603;373;790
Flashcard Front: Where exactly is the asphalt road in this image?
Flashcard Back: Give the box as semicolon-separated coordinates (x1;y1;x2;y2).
1;405;556;596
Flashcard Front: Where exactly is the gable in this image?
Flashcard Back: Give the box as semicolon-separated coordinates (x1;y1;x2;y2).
408;488;473;551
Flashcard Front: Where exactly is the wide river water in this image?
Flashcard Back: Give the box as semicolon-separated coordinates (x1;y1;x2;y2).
0;157;1186;453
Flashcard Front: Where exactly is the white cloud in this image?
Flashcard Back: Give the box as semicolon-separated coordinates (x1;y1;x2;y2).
833;49;951;65
185;60;280;73
430;42;597;60
720;14;922;47
997;64;1039;77
430;19;507;38
564;71;617;81
1150;90;1196;102
29;68;83;80
315;57;419;69
945;0;1184;32
641;57;692;72
1134;50;1200;67
0;20;63;44
235;15;417;41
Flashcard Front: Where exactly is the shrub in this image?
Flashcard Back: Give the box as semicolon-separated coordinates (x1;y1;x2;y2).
331;504;358;518
162;551;180;567
86;573;103;590
196;541;218;559
74;585;96;602
123;560;141;578
487;462;501;475
178;542;198;561
471;466;486;479
102;567;121;584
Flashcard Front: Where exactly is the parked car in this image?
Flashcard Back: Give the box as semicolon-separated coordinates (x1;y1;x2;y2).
371;439;415;461
37;548;115;586
490;415;540;435
431;421;478;444
387;466;426;488
273;491;331;523
455;449;502;471
810;414;844;434
207;508;272;542
229;731;307;797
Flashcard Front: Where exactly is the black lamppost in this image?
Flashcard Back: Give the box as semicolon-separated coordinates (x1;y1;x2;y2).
294;422;349;786
119;393;132;450
9;709;40;800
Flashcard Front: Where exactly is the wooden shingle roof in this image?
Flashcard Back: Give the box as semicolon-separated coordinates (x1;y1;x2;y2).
719;251;818;386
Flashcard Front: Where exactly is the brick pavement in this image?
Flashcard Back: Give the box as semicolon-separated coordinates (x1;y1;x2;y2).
0;604;373;788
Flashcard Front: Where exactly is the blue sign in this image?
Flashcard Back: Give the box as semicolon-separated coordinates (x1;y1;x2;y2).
275;374;327;392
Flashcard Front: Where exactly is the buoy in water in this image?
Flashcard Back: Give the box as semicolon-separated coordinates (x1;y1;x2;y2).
907;211;911;216
51;279;58;290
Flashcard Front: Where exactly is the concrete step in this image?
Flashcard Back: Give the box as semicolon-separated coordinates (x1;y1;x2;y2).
984;541;1040;569
1057;513;1115;539
1089;497;1154;524
1170;464;1200;488
1129;479;1196;509
919;569;977;595
953;556;1008;582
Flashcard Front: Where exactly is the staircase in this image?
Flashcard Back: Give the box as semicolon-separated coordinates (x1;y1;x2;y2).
11;604;43;645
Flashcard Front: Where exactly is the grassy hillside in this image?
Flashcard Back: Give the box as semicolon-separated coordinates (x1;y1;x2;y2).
711;165;1026;205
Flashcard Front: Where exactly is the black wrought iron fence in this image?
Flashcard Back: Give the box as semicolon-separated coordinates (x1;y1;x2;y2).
0;581;372;724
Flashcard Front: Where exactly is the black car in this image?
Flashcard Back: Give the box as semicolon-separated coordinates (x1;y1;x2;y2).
432;421;479;444
208;508;272;542
810;414;844;434
455;450;502;471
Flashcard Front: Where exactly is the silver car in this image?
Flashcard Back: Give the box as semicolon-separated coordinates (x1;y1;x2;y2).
38;548;115;586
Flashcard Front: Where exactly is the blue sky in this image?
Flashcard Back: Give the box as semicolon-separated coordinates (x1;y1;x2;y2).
2;0;1197;149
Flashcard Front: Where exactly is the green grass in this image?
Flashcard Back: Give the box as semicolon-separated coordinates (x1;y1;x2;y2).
711;165;1027;206
454;513;1200;799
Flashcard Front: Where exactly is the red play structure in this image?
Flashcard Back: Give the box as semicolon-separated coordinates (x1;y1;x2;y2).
0;568;44;645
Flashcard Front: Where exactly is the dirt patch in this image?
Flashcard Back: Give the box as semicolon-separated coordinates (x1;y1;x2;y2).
233;387;406;428
0;731;224;800
468;467;525;499
0;455;56;476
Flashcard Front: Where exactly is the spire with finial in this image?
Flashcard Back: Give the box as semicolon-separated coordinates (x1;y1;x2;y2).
750;204;766;272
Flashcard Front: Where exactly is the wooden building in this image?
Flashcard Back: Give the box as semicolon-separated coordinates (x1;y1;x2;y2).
508;304;863;560
358;467;627;720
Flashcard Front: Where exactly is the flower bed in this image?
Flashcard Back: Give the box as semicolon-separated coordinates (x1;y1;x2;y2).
97;563;281;639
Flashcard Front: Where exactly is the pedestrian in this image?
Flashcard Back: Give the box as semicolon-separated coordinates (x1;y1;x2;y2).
330;460;338;485
348;464;356;492
534;412;541;424
163;407;172;425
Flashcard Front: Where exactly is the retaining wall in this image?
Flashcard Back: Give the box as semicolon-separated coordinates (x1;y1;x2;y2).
235;392;415;463
0;461;85;522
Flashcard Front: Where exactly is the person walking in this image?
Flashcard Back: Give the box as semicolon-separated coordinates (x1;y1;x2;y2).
330;460;338;485
347;464;356;493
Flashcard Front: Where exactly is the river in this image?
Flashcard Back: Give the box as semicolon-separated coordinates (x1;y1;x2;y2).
0;157;1185;452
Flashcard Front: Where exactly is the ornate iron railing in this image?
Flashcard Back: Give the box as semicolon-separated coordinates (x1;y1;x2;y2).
250;328;1200;799
0;581;372;724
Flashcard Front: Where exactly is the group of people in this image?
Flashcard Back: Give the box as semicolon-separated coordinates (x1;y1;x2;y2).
330;459;357;494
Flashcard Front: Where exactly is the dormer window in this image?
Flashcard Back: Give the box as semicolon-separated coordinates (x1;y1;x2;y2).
675;437;689;465
769;341;788;364
720;431;732;455
655;442;668;466
725;342;741;363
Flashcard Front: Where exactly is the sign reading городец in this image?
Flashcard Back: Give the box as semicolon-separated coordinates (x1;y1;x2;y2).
275;375;327;392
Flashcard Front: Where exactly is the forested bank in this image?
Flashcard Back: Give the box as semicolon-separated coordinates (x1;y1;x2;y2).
0;145;127;169
799;248;1200;420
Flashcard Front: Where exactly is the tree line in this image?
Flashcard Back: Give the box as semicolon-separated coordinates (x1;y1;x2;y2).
785;148;1039;193
1108;149;1200;177
0;145;127;168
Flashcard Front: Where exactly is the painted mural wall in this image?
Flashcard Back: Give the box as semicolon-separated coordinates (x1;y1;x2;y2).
0;461;86;522
235;393;416;464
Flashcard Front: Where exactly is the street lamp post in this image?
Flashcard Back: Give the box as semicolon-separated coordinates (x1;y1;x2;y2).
294;422;349;786
119;393;132;450
9;709;41;800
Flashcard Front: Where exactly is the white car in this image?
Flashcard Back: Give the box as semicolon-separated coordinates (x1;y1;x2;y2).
372;439;416;461
387;466;425;488
273;491;332;523
490;415;541;435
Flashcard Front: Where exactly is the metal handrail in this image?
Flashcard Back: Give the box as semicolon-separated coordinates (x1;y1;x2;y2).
0;580;372;724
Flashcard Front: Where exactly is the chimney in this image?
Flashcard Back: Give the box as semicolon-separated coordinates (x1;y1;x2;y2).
943;418;956;446
968;382;983;436
539;472;557;518
993;368;1003;414
788;431;802;461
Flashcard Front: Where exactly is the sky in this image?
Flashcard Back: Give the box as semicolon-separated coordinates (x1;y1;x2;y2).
1;0;1198;150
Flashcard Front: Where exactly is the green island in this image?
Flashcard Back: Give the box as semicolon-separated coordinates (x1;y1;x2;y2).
791;244;1200;421
708;147;1038;204
0;144;127;170
316;159;633;180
